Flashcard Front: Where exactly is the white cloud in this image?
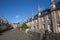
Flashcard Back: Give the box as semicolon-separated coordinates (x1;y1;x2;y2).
15;15;20;18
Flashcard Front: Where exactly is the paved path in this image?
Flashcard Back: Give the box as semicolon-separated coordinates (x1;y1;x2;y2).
0;29;31;40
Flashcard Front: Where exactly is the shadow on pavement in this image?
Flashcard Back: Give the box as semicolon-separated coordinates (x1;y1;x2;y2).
0;28;13;35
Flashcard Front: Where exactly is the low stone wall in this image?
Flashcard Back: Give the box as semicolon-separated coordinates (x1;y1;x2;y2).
28;31;60;40
28;31;40;40
45;33;60;40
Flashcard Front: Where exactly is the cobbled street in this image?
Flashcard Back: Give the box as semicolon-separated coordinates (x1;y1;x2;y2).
0;29;31;40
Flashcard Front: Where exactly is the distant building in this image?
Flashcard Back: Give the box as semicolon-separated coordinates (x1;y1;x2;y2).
25;0;60;33
0;16;8;25
12;23;18;29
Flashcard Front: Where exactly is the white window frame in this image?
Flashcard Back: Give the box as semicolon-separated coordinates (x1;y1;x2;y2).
47;14;51;20
48;24;51;32
47;15;49;20
42;24;44;30
58;24;60;32
42;17;44;21
58;10;60;17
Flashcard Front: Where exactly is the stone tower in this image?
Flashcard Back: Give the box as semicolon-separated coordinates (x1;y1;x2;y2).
50;0;58;33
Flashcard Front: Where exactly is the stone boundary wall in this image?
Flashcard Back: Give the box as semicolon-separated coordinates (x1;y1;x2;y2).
45;33;60;40
28;31;60;40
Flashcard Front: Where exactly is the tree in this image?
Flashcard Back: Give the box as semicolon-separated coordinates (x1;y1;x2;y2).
21;23;28;30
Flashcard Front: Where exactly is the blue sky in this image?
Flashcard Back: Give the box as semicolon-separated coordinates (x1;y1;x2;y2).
0;0;58;23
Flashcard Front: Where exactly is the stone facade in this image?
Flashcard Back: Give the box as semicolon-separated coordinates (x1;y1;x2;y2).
25;0;60;33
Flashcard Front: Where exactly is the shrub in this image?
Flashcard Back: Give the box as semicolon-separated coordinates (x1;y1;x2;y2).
21;23;28;30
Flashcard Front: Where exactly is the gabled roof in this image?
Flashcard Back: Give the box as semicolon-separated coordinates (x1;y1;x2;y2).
56;1;60;10
27;1;60;22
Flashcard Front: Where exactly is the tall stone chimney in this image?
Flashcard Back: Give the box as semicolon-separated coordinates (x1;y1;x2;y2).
38;5;42;32
32;10;34;20
38;5;41;17
50;0;56;10
50;0;58;33
31;10;35;32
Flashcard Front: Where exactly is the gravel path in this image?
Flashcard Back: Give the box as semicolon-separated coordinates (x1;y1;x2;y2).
0;29;31;40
